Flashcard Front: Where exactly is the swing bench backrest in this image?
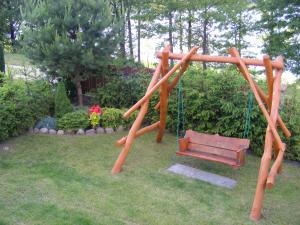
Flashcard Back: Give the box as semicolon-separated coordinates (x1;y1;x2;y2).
177;130;250;168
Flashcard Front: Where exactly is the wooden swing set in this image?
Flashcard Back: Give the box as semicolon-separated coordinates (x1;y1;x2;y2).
112;45;291;221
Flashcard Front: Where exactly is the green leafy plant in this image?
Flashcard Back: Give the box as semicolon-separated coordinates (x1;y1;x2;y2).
55;82;73;118
57;111;90;131
90;112;100;128
0;78;53;141
100;108;124;129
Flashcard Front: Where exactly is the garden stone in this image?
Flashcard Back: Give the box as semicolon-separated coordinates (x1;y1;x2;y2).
65;129;75;135
86;129;96;135
39;128;49;134
77;129;85;135
34;128;40;133
96;127;105;134
105;128;114;134
116;126;124;132
57;130;64;135
3;146;9;151
49;129;57;135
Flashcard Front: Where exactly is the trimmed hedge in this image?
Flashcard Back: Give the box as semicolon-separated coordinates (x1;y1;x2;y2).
57;111;90;130
0;78;53;141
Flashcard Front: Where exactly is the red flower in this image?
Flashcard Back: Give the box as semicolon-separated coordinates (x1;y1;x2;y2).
89;105;102;115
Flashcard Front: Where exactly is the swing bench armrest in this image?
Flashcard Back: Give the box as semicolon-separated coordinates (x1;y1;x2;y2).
179;137;190;152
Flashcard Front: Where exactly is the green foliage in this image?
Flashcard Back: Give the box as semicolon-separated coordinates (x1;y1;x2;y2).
0;78;53;141
99;107;137;129
100;108;124;129
281;82;300;160
21;0;120;105
89;112;100;128
91;73;151;108
55;82;73;118
57;111;89;130
256;0;300;75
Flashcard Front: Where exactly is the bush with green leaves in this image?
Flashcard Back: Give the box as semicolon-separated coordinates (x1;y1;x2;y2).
91;73;151;108
57;111;90;131
99;107;137;129
0;78;53;141
100;108;123;129
55;82;73;118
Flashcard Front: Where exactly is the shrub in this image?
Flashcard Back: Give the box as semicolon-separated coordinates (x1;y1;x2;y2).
55;82;73;118
91;73;150;108
0;78;53;141
100;108;123;129
57;111;90;130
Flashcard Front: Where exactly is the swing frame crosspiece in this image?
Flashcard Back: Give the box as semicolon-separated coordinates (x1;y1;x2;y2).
111;46;291;221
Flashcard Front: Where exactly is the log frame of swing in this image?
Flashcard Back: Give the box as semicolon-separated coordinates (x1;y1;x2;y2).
112;46;291;222
156;48;170;143
249;66;283;221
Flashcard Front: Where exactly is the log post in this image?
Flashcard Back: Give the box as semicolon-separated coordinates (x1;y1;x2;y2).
111;63;162;174
250;64;283;220
156;49;170;142
116;121;160;147
229;48;284;151
263;55;274;109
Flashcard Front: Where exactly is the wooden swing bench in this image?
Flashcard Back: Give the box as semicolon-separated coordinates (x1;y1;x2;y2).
177;130;250;168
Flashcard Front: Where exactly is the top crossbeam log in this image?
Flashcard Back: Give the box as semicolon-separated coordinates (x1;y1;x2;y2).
156;52;284;70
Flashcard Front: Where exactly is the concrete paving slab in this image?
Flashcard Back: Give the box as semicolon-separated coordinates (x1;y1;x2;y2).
167;163;237;189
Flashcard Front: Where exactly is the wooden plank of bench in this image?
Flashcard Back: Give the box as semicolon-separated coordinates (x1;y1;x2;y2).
188;143;238;159
185;130;250;151
176;150;239;168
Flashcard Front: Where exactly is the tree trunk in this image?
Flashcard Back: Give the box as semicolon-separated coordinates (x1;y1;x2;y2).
127;6;133;59
0;43;5;73
76;79;83;107
137;9;141;63
187;10;192;50
179;11;183;52
168;10;173;65
10;21;15;50
237;13;242;55
202;8;209;70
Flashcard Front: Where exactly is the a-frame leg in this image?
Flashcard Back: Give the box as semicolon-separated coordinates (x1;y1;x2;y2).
156;49;170;143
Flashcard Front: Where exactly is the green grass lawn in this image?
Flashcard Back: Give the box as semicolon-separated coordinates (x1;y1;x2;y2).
0;132;299;225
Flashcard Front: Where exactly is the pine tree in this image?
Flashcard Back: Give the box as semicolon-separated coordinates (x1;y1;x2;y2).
22;0;120;106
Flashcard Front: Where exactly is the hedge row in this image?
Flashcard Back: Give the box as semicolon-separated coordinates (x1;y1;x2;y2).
0;77;53;141
56;108;137;131
90;66;300;160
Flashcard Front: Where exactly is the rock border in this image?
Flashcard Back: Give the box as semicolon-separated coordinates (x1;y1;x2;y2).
30;126;125;136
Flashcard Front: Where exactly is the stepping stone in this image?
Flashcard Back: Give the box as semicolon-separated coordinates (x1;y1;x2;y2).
167;163;237;189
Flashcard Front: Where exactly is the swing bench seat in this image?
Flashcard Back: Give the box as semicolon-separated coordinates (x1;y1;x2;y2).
176;130;250;168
